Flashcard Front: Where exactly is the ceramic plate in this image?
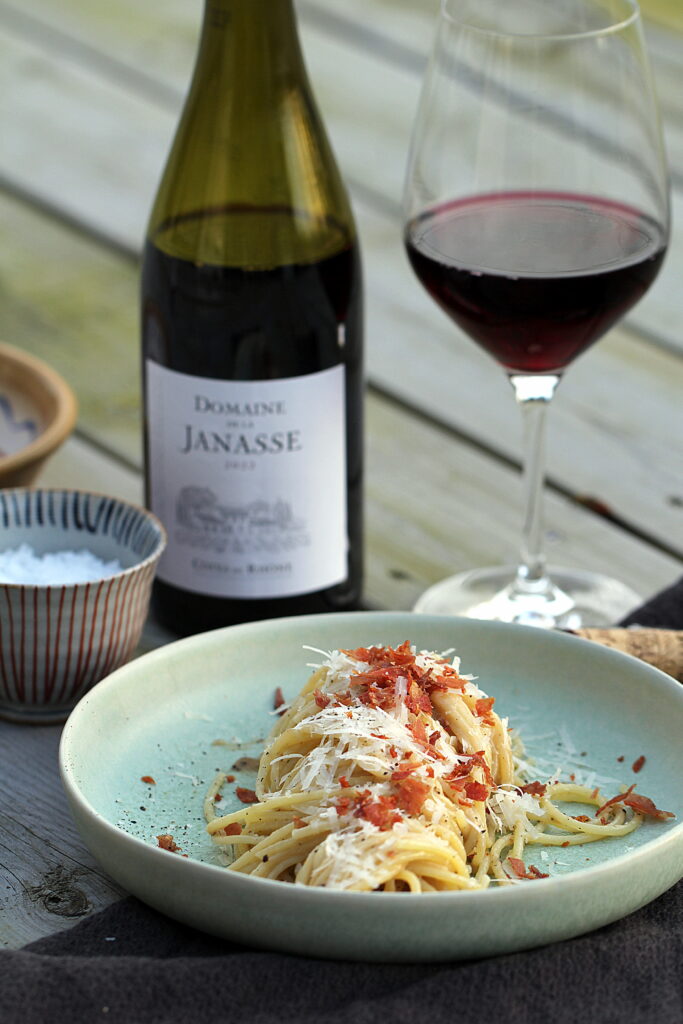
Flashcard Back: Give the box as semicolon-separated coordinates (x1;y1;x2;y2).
60;612;683;962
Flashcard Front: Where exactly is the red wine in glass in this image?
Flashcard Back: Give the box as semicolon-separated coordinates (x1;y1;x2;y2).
405;192;667;374
402;0;670;628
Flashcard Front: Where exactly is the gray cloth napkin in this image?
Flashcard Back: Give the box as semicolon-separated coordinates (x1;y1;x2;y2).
1;888;680;1023
2;582;682;1024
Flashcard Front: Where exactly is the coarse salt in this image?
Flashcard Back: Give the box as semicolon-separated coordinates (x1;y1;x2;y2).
0;543;122;585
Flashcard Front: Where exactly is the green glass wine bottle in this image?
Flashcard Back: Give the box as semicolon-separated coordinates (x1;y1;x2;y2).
141;0;363;636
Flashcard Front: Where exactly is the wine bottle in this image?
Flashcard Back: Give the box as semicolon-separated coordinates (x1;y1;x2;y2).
141;0;363;636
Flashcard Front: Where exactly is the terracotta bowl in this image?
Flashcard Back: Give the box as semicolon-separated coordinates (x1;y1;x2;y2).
0;343;78;487
0;489;166;723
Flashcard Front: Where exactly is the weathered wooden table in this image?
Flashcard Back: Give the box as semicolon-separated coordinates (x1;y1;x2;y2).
1;0;683;948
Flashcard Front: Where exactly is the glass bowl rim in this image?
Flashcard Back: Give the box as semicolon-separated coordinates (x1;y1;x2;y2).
441;0;640;42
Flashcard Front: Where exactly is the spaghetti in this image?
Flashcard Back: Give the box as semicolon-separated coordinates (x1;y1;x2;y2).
205;642;673;890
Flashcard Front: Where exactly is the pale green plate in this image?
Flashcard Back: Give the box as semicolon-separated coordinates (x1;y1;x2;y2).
59;612;683;962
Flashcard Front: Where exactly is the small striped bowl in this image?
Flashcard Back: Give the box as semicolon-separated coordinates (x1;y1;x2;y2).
0;489;166;723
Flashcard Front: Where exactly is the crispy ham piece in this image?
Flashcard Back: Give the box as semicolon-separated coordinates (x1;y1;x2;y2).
464;780;489;802
596;784;674;821
506;857;549;880
475;697;496;725
156;834;179;853
519;781;547;797
395;776;430;816
235;787;258;804
273;686;286;714
335;789;402;831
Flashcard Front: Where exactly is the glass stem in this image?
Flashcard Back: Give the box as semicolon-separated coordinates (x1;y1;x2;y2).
508;374;560;596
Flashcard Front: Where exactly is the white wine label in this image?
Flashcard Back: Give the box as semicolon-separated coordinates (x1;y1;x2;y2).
146;361;347;598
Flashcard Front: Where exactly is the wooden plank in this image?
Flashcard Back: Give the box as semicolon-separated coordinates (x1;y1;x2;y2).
297;0;683;127
10;191;677;611
36;435;142;502
30;379;683;622
364;393;681;612
7;0;683;136
0;0;198;89
4;150;683;560
0;189;141;462
27;326;683;613
0;6;681;549
0;721;125;948
641;0;683;33
0;25;170;253
0;10;681;357
0;4;677;360
0;50;682;556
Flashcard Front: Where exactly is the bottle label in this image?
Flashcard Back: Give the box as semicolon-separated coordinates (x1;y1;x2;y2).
146;361;347;598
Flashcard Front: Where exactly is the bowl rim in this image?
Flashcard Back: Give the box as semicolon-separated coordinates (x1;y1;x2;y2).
0;486;167;589
0;342;78;473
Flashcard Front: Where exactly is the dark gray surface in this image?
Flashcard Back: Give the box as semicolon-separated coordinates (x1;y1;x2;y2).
0;886;681;1024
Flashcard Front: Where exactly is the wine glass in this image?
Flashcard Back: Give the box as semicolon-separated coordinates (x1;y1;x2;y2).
403;0;670;629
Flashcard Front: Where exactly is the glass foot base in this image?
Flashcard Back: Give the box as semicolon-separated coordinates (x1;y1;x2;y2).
413;566;641;629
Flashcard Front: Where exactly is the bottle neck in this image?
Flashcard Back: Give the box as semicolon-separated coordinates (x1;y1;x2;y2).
197;0;306;83
148;0;355;267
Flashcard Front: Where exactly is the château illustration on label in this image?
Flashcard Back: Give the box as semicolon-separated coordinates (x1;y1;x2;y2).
141;0;363;635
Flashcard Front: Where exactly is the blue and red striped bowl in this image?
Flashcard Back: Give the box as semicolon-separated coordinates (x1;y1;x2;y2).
0;489;166;723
